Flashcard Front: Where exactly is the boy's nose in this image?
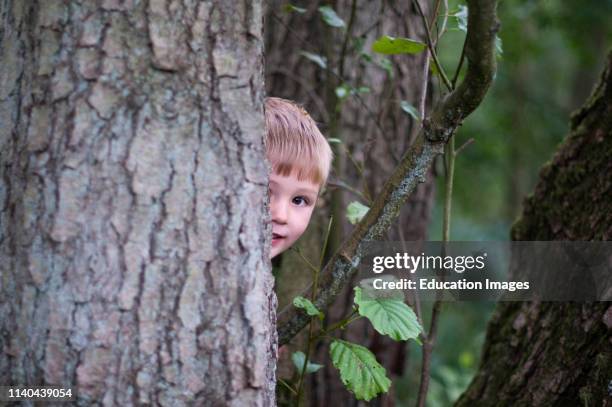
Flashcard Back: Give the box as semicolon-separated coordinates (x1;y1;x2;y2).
271;200;288;224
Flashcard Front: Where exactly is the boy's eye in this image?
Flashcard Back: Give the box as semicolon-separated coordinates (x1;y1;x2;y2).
292;196;310;206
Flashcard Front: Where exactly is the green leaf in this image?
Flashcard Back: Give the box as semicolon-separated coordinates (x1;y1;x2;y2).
282;3;307;14
372;35;426;55
335;85;349;99
453;5;468;33
330;339;391;401
377;57;394;77
337;85;370;100
318;5;345;28
292;351;323;374
495;35;503;58
429;60;439;76
354;286;423;341
400;101;420;121
327;138;342;144
293;296;324;319
300;51;327;69
346;201;369;225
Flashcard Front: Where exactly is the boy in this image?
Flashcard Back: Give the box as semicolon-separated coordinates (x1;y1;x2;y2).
265;97;333;259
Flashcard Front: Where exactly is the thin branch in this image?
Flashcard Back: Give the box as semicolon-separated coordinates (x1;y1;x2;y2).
455;137;475;156
327;179;371;204
452;38;468;89
278;378;298;396
291;247;319;275
416;134;456;407
416;296;444;407
339;0;358;77
278;0;499;346
412;0;453;91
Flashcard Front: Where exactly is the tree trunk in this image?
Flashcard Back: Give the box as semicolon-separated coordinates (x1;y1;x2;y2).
456;53;612;406
265;1;434;405
0;1;276;405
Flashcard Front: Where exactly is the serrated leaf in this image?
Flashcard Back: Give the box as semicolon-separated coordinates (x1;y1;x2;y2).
282;3;307;14
293;296;324;319
346;201;369;225
318;5;345;28
358;277;405;302
372;35;426;55
354;286;422;341
292;351;323;374
330;339;391;401
400;101;420;121
300;51;327;69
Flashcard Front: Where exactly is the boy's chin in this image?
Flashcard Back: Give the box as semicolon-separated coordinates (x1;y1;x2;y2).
270;246;281;259
270;241;287;259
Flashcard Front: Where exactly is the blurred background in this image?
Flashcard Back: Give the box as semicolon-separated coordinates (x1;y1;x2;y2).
266;0;612;405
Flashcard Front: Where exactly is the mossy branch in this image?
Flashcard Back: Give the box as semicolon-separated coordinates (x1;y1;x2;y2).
278;0;499;346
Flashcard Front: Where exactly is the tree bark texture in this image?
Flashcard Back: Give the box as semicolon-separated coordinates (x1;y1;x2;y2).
265;2;434;405
0;1;276;405
456;53;612;406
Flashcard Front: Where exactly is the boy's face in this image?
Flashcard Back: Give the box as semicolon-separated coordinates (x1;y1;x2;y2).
269;171;320;258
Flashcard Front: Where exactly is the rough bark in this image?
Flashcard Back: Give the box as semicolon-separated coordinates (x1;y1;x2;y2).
456;53;612;406
265;1;434;405
0;1;276;405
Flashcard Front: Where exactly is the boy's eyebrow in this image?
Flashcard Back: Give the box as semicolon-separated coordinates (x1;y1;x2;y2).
295;187;319;196
269;181;319;196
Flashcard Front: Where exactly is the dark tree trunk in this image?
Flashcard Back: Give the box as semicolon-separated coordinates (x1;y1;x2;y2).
265;1;435;405
0;1;276;405
456;53;612;406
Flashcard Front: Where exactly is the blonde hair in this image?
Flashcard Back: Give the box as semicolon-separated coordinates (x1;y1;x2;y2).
265;97;333;185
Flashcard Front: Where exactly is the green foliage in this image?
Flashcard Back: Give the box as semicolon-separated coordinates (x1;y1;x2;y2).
329;339;391;401
372;35;426;55
299;51;327;69
400;101;420;121
450;5;468;33
336;85;371;100
449;5;503;59
495;36;503;58
346;201;369;224
292;351;323;374
282;3;306;14
354;286;423;341
318;6;345;28
293;296;324;320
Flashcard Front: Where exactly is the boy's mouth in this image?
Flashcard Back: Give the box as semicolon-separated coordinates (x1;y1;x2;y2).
272;233;285;244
